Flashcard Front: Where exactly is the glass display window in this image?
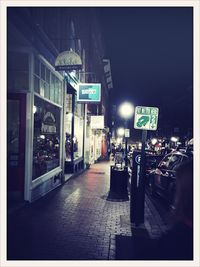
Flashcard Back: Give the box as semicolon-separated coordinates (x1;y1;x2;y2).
32;95;61;180
34;76;40;94
34;56;40;76
74;115;83;159
64;92;84;162
50;74;55;102
34;56;62;106
65;94;73;161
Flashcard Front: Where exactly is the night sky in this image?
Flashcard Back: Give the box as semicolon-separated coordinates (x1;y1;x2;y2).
98;7;193;134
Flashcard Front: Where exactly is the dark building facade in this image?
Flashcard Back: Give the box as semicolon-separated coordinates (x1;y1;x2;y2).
7;7;111;203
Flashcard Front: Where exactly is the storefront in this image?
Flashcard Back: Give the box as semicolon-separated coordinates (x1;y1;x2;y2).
31;55;64;201
87;115;107;164
7;48;64;202
64;78;85;176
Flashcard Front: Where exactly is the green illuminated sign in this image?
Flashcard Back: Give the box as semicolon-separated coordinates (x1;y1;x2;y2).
134;106;159;131
77;83;101;103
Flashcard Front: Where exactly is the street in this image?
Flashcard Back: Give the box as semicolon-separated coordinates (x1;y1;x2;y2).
2;5;195;264
8;160;169;260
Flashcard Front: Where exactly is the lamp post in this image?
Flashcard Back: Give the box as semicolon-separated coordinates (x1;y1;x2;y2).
118;102;134;169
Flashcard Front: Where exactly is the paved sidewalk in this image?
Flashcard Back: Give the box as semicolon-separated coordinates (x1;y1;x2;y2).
8;160;169;260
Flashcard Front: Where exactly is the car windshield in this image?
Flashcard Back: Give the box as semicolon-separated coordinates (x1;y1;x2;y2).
158;154;171;168
168;154;182;170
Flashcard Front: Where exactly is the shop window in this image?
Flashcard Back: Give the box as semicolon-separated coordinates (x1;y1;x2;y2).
34;76;40;94
58;81;62;105
33;56;63;105
46;68;50;84
34;56;40;76
65;114;83;161
40;80;45;97
64;92;84;162
65;94;72;162
54;77;59;104
32;95;61;180
50;74;55;102
74;115;83;159
44;81;50;99
65;131;72;162
41;63;45;81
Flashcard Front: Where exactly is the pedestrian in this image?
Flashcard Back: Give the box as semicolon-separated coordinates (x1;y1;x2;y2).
154;159;193;260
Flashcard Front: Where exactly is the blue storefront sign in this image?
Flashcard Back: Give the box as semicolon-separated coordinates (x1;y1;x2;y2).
77;83;101;103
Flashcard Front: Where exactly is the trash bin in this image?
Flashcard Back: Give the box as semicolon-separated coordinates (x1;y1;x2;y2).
107;166;129;201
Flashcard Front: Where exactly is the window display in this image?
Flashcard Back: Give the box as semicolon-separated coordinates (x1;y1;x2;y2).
64;93;84;161
65;94;73;161
74;115;83;159
32;95;61;180
65;132;72;161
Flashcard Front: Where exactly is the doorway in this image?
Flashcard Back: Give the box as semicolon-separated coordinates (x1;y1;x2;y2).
7;93;26;202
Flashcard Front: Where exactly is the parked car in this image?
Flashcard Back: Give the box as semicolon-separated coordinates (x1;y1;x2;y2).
128;149;162;170
147;151;193;208
186;138;193;153
145;153;163;175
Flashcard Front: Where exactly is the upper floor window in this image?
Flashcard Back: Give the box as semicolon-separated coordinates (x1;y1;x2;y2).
34;56;63;106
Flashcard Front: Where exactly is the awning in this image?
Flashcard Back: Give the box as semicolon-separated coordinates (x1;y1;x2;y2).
55;50;82;71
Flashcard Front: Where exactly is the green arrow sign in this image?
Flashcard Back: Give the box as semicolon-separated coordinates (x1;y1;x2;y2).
136;116;149;127
134;106;159;131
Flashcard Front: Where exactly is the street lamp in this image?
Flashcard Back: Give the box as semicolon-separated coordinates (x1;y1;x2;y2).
117;127;125;137
118;102;134;169
118;102;134;119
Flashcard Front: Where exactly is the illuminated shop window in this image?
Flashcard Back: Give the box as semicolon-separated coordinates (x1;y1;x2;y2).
32;95;61;180
74;114;83;159
64;93;84;161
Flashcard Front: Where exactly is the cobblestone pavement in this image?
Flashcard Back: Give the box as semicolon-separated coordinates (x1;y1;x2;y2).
8;161;168;260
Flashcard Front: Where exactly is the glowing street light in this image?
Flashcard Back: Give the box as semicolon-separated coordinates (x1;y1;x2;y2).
116;137;122;144
118;102;134;119
118;102;134;169
117;127;125;137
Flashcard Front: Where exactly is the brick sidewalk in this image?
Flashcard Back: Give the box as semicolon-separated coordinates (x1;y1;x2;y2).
7;160;168;260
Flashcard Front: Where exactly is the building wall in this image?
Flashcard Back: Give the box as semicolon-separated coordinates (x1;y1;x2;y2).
7;8;64;202
7;7;111;203
31;7;110;163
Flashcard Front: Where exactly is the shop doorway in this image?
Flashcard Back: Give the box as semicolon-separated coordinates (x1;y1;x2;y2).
7;93;26;201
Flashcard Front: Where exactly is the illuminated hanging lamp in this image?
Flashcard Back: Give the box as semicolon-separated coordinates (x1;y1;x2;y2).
55;50;82;71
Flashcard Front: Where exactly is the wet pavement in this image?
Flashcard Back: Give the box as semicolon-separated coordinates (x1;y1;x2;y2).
7;160;169;260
